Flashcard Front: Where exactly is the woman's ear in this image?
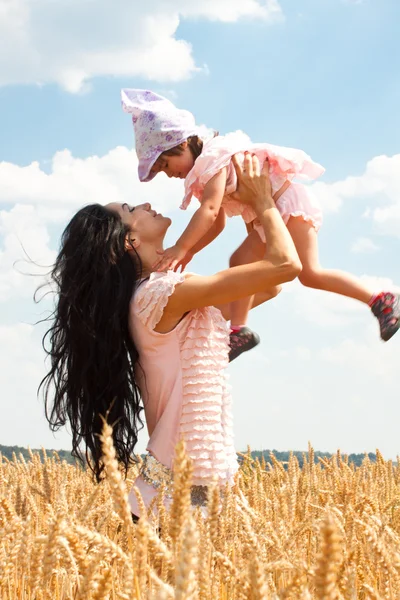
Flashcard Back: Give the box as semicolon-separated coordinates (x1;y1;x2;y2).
125;234;140;251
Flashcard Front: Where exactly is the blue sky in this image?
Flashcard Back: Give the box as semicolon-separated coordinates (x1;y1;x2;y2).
1;0;399;458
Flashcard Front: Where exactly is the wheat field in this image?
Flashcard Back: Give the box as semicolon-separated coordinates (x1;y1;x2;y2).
1;424;400;599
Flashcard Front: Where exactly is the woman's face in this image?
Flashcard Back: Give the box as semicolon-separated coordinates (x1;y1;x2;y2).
106;202;171;246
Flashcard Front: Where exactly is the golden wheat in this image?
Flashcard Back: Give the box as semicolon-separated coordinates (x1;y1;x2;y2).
1;432;400;599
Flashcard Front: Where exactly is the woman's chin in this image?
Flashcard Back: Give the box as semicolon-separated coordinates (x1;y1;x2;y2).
160;216;172;229
157;217;171;240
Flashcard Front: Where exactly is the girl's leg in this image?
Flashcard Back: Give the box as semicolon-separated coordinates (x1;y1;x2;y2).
229;229;280;326
228;229;281;361
287;217;373;302
287;216;400;341
220;287;282;321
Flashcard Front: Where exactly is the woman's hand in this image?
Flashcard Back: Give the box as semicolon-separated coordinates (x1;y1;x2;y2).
231;153;273;212
152;244;188;272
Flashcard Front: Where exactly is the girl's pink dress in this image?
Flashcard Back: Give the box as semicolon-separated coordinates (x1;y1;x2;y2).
128;271;239;517
181;131;325;238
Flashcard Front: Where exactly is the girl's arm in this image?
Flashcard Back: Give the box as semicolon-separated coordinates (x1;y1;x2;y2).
188;208;226;255
174;209;226;272
153;168;227;271
156;155;302;333
176;168;227;252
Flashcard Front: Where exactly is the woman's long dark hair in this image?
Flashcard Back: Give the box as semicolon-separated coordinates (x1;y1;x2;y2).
39;204;143;481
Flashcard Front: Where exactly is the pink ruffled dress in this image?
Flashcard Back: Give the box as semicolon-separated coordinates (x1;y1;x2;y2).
128;271;239;517
181;131;325;238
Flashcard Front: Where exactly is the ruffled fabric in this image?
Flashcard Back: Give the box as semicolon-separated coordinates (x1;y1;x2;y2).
181;130;324;233
134;271;185;330
177;306;238;486
129;269;239;514
251;181;323;242
276;182;322;229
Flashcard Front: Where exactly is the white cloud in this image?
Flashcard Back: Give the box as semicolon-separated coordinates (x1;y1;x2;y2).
0;320;150;452
0;147;184;213
0;0;283;93
1;147;400;307
0;145;186;448
292;283;364;329
0;147;184;301
310;181;344;213
290;276;399;330
0;204;55;302
312;154;400;237
351;237;379;254
295;346;312;360
231;280;400;457
0;322;66;449
230;322;400;458
321;328;398;380
181;0;282;23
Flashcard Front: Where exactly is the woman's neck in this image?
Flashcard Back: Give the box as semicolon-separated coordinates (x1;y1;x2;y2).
135;243;164;278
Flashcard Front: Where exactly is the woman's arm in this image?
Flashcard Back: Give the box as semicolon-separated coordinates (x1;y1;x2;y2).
156;155;301;333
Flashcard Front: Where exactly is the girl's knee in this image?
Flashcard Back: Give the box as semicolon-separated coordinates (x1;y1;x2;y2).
298;267;321;288
269;285;282;299
229;252;238;268
229;248;245;268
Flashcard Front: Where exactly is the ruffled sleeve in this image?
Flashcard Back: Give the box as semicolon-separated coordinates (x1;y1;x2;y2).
134;271;185;330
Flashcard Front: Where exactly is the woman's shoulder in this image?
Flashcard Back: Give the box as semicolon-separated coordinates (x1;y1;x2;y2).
132;271;186;330
133;271;186;306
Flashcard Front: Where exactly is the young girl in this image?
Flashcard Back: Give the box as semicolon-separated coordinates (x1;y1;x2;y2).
121;89;400;361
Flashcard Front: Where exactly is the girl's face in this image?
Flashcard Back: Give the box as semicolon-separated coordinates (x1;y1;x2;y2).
150;142;195;179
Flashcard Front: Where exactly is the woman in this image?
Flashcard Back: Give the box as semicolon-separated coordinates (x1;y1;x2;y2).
41;154;301;518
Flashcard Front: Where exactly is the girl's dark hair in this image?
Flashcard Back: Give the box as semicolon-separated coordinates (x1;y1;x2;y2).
39;204;143;481
162;132;219;161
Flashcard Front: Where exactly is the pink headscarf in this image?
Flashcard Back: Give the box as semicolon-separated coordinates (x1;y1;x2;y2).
121;89;201;182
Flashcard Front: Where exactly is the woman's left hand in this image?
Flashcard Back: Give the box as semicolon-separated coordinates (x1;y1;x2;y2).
153;244;188;272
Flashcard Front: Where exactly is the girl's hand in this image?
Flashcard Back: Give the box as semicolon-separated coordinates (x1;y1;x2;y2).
152;244;188;272
175;250;194;272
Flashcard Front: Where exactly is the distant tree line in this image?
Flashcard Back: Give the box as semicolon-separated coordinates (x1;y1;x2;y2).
0;444;76;464
1;444;378;469
242;449;378;469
